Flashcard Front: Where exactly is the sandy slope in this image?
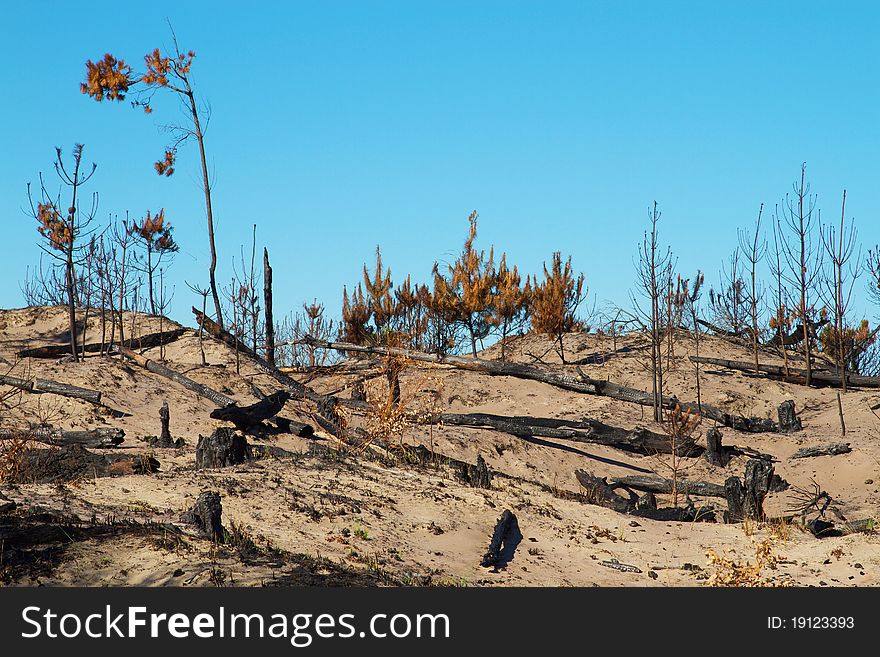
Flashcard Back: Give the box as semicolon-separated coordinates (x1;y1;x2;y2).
1;305;878;587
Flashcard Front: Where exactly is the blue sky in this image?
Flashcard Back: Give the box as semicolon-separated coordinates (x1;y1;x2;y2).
3;1;879;326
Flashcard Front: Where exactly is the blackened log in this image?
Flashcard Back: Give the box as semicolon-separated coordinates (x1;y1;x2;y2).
704;427;729;467
790;443;852;459
117;345;236;408
480;510;522;569
195;428;248;468
608;474;727;498
575;469;716;521
17;328;188;359
777;400;802;432
1;375;103;405
690;354;880;389
298;335;780;433
0;426;124;448
426;412;696;456
182;491;225;542
4;444;158;484
210;391;291;431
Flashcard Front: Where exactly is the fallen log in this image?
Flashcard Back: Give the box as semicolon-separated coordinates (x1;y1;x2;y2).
574;469;716;521
689;355;880;389
608;474;727;498
116;345;236;408
298;335;780;433
210;391;291;431
4;444;159;484
0;374;102;405
426;411;696;456
790;443;852;459
193;308;338;408
0;427;124;448
17;328;188;359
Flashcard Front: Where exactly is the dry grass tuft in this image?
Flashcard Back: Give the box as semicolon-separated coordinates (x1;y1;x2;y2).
705;538;792;587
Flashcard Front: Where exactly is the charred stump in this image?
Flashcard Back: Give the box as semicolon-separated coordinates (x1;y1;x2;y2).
777;400;802;432
458;454;492;489
704;428;729;467
480;509;522;569
195;428;248;468
182;491;225;542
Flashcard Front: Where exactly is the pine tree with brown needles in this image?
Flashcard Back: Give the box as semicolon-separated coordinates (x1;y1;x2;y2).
422;265;461;355
531;252;585;363
341;284;371;345
489;253;532;361
363;245;396;337
450;211;496;357
131;209;179;315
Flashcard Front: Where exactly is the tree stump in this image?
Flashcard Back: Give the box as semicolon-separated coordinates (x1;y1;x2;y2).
195;428;248;468
704;427;729;467
160;400;171;443
459;454;492;489
724;476;745;523
743;458;774;520
777;400;802;432
182;491;225;542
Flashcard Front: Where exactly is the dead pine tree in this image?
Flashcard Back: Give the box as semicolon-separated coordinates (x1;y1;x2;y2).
778;164;824;386
683;271;705;412
819;190;862;393
263;247;275;367
25;144;99;361
450;212;496;358
737;203;767;373
769;211;793;375
82;25;225;328
632;202;673;422
187;281;210;366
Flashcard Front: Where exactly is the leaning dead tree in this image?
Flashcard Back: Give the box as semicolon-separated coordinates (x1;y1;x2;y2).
82;27;225;328
300;335;782;433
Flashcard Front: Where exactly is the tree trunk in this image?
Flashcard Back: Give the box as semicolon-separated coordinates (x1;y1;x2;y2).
298;335;782;433
263;247;275;367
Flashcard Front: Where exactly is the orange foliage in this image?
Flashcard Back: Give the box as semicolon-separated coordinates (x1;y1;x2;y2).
36;202;72;251
81;54;133;101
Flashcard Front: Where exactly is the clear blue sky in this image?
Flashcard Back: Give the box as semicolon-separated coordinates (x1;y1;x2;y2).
3;1;879;326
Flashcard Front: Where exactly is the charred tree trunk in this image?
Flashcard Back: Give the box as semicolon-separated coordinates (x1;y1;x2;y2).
299;335;781;433
704;427;729;467
0;426;124;448
18;327;187;359
182;491;224;542
263;247;275;368
117;345;236;408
